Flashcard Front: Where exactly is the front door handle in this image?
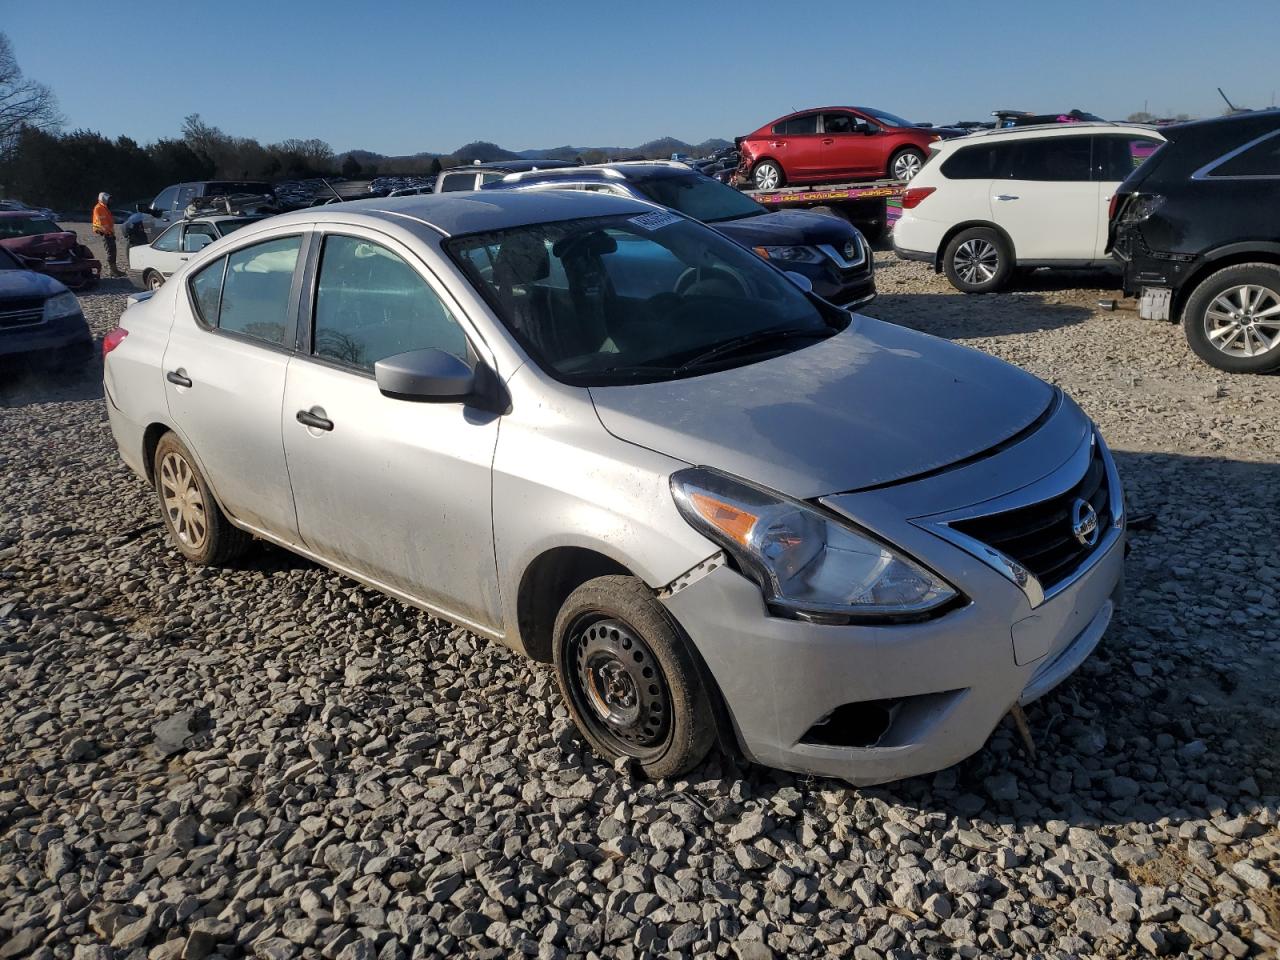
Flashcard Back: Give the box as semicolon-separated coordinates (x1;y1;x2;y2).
166;369;192;388
994;194;1020;201
296;408;334;432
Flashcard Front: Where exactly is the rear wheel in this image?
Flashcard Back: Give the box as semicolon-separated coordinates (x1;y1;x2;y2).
889;148;926;182
553;576;717;779
943;227;1013;293
153;432;251;565
752;160;784;190
1182;264;1280;373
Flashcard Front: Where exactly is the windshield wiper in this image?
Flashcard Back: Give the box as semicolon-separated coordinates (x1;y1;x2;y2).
673;326;829;375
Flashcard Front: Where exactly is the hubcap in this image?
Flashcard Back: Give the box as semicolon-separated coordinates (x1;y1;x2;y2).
755;164;780;190
1204;283;1280;358
894;153;923;180
954;239;999;285
158;451;208;549
570;618;670;753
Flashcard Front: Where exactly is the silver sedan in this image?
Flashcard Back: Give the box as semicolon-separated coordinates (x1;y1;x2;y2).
103;190;1125;784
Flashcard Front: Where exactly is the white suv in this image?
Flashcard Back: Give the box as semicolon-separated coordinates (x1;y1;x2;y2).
893;123;1164;293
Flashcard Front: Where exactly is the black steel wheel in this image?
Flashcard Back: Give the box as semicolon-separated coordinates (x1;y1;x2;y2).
567;616;671;757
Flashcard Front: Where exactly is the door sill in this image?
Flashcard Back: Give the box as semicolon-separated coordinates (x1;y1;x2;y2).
232;518;508;646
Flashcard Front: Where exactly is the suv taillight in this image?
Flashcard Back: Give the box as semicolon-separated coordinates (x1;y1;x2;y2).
102;327;128;357
901;187;935;209
1118;193;1164;224
1108;193;1122;222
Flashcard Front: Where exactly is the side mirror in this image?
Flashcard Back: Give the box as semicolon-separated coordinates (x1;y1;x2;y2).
785;271;814;294
149;207;163;218
375;348;475;402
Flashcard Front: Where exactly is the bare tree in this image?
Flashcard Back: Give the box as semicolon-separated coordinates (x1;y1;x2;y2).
0;33;62;157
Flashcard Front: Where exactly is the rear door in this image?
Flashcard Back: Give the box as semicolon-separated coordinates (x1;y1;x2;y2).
991;134;1098;260
770;113;823;180
161;230;307;538
1092;134;1164;259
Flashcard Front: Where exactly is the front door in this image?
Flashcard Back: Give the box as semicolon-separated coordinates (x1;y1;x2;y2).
281;230;501;627
162;231;306;538
991;134;1099;261
820;111;879;179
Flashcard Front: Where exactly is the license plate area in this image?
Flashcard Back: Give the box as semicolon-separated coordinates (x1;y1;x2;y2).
1139;286;1171;321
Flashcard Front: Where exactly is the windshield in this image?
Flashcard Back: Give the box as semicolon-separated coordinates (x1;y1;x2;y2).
631;173;765;223
857;107;915;128
447;212;840;386
0;217;61;238
0;247;20;269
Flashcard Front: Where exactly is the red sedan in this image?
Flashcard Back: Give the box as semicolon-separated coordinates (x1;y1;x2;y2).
736;106;959;189
0;212;101;290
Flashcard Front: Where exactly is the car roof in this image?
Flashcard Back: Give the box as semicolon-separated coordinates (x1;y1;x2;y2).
441;159;580;174
934;121;1162;147
491;161;694;186
261;190;653;238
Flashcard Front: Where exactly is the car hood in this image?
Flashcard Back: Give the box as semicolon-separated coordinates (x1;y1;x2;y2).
588;317;1054;499
712;209;856;248
0;267;66;299
0;231;84;259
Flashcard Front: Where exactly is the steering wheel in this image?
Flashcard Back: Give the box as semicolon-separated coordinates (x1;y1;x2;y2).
674;265;749;298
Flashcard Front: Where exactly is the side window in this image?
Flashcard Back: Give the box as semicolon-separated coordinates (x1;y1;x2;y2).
182;223;217;253
1206;132;1280;178
152;186;179;213
312;235;468;372
176;185;198;214
940;144;1012;179
217;236;301;345
439;172;477;192
151;224;181;252
822;112;856;134
1094;136;1162;181
189;256;226;327
784;114;819;135
1008;136;1092;181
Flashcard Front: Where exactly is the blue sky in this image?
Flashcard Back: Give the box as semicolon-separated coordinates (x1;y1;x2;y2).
5;0;1278;155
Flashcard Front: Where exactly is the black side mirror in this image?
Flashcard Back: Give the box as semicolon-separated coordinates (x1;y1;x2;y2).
375;348;475;402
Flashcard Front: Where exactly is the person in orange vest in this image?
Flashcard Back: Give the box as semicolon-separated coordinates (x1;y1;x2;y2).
92;192;125;278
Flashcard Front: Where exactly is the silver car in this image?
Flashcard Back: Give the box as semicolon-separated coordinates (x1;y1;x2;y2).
103;191;1125;785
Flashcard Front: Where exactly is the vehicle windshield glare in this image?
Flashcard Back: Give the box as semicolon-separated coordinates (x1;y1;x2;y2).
216;218;262;236
447;212;840;386
857;107;915;128
0;217;61;238
631;173;766;223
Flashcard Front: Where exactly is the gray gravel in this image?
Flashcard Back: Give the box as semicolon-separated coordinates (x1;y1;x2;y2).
1;235;1278;959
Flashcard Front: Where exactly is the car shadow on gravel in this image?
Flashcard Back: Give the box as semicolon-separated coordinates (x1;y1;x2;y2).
866;292;1094;338
0;354;104;407
718;450;1278;836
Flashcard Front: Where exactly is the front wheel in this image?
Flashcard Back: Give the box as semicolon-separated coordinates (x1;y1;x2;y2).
752;160;784;191
1182;264;1280;373
552;576;718;779
889;148;926;182
943;227;1013;293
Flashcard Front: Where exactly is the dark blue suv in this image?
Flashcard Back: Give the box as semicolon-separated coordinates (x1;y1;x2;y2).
482;162;875;307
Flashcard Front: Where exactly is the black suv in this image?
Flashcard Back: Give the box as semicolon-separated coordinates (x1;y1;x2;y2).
1109;110;1280;373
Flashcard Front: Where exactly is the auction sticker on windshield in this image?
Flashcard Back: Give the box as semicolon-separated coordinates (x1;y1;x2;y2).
629;210;683;231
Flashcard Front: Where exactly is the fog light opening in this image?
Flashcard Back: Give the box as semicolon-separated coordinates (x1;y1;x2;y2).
801;699;901;749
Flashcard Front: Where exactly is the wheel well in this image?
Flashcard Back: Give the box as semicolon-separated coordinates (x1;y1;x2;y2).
517;547;633;663
141;423;170;484
1173;251;1280;320
752;156;781;173
934;220;1016;272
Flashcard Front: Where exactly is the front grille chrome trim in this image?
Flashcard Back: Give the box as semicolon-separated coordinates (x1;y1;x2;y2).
912;430;1124;609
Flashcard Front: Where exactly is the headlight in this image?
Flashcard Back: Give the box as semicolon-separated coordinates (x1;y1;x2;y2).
754;245;824;264
671;467;957;621
43;292;82;321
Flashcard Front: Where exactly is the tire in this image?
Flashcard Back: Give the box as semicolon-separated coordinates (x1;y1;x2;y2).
752;160;785;191
152;432;251;565
889;147;926;182
143;270;164;291
552;575;718;780
1181;263;1280;374
943;227;1013;293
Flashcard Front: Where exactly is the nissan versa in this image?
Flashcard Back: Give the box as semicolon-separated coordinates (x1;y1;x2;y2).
103;191;1125;784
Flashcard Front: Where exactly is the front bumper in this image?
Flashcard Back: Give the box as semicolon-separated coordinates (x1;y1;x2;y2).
0;314;94;365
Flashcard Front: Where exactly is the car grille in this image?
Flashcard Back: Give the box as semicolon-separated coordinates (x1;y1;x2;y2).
949;445;1111;591
0;300;46;331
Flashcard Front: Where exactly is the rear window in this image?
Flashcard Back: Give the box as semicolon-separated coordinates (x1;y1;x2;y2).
940;143;1012;179
1094;136;1162;181
0;217;60;238
439;172;478;192
1205;131;1280;178
631;173;764;223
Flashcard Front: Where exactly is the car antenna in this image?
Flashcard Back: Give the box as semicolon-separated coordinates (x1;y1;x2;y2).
320;178;343;202
1218;87;1241;113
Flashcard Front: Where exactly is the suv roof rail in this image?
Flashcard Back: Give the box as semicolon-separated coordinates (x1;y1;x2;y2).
182;193;276;219
959;120;1155;139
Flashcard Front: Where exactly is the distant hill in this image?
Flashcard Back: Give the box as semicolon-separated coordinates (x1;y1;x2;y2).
340;135;731;174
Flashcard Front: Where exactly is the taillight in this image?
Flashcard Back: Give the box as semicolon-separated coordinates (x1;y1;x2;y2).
102;327;128;358
901;187;936;209
1119;193;1164;224
1108;193;1123;222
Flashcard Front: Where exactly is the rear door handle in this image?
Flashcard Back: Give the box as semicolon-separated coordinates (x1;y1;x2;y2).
994;194;1020;201
166;370;192;388
296;408;334;432
822;138;834;144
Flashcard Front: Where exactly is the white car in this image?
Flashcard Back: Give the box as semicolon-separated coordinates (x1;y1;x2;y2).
893;122;1165;293
129;215;266;290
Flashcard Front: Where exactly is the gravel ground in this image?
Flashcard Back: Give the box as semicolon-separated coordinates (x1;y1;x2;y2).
1;232;1278;960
